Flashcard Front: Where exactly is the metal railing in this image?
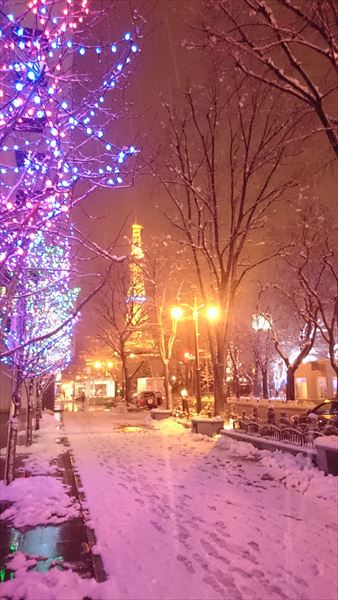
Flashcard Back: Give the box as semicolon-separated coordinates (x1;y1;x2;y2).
232;419;338;447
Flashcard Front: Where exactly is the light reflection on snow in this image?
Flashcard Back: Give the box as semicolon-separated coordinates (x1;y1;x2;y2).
115;426;143;433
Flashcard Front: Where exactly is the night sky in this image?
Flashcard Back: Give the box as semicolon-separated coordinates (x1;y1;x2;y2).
74;0;337;351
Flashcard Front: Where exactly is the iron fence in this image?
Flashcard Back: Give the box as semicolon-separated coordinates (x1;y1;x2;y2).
232;419;338;447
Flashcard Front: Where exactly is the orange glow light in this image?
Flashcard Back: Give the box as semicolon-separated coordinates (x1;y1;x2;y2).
171;306;183;320
206;305;220;321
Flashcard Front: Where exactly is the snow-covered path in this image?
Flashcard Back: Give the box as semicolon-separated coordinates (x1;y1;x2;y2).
63;411;338;600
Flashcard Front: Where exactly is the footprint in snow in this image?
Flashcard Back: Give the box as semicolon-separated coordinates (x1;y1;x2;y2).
176;554;195;574
202;574;227;598
248;540;259;552
117;482;128;490
213;570;243;600
231;566;252;579
207;531;229;549
150;520;165;533
192;552;209;572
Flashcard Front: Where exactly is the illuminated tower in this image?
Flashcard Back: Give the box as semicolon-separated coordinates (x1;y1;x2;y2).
128;223;146;324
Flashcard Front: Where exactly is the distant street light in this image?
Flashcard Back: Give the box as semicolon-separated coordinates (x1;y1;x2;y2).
206;305;220;322
171;306;183;321
171;298;220;414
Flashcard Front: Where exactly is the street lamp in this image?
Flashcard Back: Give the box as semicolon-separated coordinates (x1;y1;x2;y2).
170;306;183;321
206;305;220;322
192;297;202;414
171;299;220;414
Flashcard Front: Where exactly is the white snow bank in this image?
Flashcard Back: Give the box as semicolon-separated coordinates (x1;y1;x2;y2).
0;413;79;527
259;450;338;501
315;435;338;450
0;475;79;527
16;438;63;476
216;436;338;502
216;435;260;458
110;403;129;414
1;554;117;600
151;417;187;434
191;432;215;442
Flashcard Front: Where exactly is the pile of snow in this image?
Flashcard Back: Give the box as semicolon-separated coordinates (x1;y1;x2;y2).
217;434;337;502
216;435;260;458
0;475;79;527
0;554;117;600
259;450;338;502
15;414;65;476
315;435;338;449
110;403;128;414
191;432;215;443
16;440;61;476
1;413;79;528
151;417;187;434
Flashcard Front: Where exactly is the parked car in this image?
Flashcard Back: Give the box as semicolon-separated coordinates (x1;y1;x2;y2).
291;400;338;428
137;391;163;409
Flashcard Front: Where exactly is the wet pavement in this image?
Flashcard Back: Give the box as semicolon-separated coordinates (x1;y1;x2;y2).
0;414;106;585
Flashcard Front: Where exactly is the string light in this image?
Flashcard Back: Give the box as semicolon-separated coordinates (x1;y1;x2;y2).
0;1;140;275
1;1;142;378
2;230;80;374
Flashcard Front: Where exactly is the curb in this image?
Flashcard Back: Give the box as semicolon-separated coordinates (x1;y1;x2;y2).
57;413;107;583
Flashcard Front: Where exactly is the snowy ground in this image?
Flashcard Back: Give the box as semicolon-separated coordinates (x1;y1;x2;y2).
1;410;337;600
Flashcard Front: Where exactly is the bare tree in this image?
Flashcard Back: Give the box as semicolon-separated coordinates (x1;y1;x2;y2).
142;239;187;409
250;314;276;398
256;227;327;401
158;74;296;414
283;204;337;395
199;0;338;156
95;262;149;404
0;0;142;383
261;297;318;401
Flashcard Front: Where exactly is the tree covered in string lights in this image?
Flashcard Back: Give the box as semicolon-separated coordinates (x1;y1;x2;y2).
0;0;141;483
0;0;140;332
5;229;79;372
3;225;80;481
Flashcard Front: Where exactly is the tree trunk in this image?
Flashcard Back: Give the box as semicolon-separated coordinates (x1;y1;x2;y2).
124;373;132;404
26;379;34;446
253;361;260;397
234;375;240;399
4;380;21;484
213;362;225;416
163;360;171;410
35;382;42;430
35;397;42;429
328;356;338;399
286;366;296;401
262;369;269;399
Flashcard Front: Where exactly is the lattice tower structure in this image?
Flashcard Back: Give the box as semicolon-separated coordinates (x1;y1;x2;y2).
128;223;146;326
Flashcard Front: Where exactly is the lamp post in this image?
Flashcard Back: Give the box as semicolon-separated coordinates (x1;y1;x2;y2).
193;297;202;414
171;300;220;414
